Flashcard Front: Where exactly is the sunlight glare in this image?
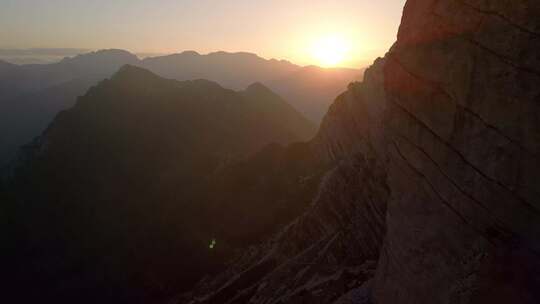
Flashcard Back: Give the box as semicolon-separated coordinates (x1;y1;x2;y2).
310;35;351;67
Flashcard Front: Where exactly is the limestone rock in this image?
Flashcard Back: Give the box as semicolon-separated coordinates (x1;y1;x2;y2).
179;0;540;303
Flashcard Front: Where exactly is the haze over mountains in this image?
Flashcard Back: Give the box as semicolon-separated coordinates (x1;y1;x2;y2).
176;1;540;303
0;48;92;65
1;65;320;303
0;49;361;166
2;0;539;303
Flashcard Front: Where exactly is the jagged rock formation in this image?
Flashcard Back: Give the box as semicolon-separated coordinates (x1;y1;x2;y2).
177;0;540;303
374;0;540;302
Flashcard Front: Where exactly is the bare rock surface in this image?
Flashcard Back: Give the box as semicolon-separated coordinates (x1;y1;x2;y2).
177;0;540;303
374;1;540;303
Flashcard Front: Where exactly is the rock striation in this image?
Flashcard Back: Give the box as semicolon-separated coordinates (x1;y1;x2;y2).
375;0;540;302
177;0;540;303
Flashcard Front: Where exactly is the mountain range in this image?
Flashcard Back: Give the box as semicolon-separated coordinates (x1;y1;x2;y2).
0;49;362;166
1;65;320;303
2;0;539;303
175;1;540;303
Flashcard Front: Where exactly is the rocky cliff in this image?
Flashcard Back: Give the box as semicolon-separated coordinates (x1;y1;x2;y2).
375;0;540;302
177;0;540;303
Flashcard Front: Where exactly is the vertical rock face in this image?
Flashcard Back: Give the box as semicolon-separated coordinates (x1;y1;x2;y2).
179;0;540;303
375;0;540;303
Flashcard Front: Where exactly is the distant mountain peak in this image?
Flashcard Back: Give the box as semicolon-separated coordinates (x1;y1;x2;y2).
116;64;150;74
111;64;163;83
244;82;285;100
180;50;200;56
94;49;136;56
208;51;261;59
0;59;17;68
60;49;139;65
245;82;271;92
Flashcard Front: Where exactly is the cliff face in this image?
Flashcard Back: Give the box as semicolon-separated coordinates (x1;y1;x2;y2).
179;0;540;303
375;0;540;303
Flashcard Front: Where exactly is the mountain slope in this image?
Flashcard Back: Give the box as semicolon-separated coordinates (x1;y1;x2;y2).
175;60;389;304
141;51;298;90
0;76;104;164
0;50;140;166
241;82;317;141
1;65;318;304
0;59;25;98
141;51;363;122
176;0;540;303
0;49;357;166
15;49;139;91
267;65;364;122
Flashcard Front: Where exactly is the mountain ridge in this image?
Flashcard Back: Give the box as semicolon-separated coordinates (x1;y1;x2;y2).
1;64;322;303
174;0;540;303
0;49;355;166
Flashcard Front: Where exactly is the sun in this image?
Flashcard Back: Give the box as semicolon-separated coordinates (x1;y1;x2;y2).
310;35;350;67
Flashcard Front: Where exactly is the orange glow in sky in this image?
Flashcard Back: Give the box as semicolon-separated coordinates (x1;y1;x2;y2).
0;0;406;68
309;35;351;67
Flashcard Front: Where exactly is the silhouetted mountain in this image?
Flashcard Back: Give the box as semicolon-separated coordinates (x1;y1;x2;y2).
141;51;297;89
0;49;358;167
0;50;139;166
0;59;17;69
268;65;364;122
141;51;363;122
0;48;91;64
177;0;540;303
0;59;25;98
1;65;318;304
3;0;539;303
205;142;327;246
241;82;317;141
16;49;139;91
0;76;104;164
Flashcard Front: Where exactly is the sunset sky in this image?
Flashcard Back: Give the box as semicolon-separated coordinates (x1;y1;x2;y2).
0;0;406;68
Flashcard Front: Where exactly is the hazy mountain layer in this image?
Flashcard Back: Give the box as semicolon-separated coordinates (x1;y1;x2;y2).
0;49;360;166
0;50;139;166
5;1;536;303
140;51;363;122
1;66;319;303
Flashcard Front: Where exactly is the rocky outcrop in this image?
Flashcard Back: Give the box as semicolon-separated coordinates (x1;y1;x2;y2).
178;0;540;303
374;0;540;303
